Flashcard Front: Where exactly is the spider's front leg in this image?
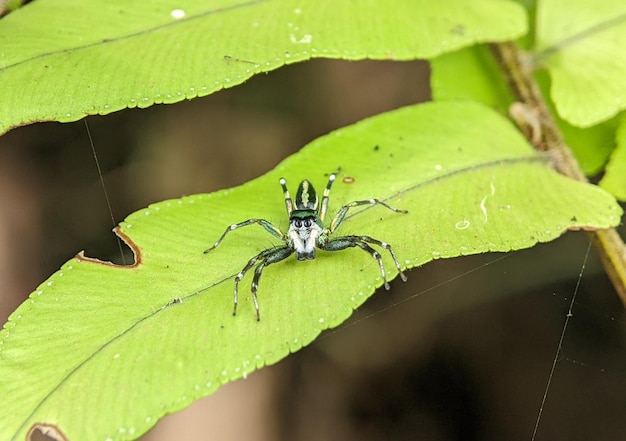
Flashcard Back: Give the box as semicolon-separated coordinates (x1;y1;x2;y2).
329;199;408;234
203;218;285;253
234;245;294;321
321;235;407;289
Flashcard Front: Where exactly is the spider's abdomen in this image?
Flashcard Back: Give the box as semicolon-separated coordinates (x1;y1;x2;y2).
295;180;319;210
288;210;324;260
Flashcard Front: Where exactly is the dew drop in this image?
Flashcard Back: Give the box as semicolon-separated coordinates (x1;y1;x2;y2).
171;8;185;19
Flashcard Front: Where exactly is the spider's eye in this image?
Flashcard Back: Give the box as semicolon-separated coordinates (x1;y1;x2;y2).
304;219;312;227
294;220;301;228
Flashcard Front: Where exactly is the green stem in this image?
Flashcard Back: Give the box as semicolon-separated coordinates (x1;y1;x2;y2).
491;41;626;306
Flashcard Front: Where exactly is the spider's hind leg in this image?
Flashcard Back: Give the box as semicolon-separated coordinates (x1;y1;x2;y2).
234;245;293;320
322;235;407;289
357;235;408;283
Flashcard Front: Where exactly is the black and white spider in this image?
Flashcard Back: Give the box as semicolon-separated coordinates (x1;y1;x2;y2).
204;170;408;320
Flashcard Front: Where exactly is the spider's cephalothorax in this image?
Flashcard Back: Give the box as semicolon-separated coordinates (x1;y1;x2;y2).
204;170;408;320
287;179;326;260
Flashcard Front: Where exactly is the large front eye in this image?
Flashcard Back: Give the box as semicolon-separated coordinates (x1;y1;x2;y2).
304;219;312;227
294;219;302;228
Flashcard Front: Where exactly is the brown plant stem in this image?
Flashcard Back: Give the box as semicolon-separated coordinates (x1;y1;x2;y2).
491;41;626;307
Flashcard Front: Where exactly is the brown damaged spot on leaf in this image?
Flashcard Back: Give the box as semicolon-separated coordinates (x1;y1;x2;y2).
568;225;612;232
75;226;142;268
28;423;67;441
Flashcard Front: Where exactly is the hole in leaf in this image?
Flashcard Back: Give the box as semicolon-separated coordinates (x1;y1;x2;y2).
28;423;67;441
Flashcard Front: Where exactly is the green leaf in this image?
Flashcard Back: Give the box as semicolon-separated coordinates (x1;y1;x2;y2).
534;70;619;176
535;0;626;127
600;115;626;200
431;45;619;176
430;44;514;114
0;0;527;134
4;0;25;14
1;101;621;441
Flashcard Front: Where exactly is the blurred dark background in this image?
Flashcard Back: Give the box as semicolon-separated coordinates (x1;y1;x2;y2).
2;59;625;441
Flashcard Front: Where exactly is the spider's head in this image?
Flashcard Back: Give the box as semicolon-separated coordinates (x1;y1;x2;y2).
288;210;324;260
